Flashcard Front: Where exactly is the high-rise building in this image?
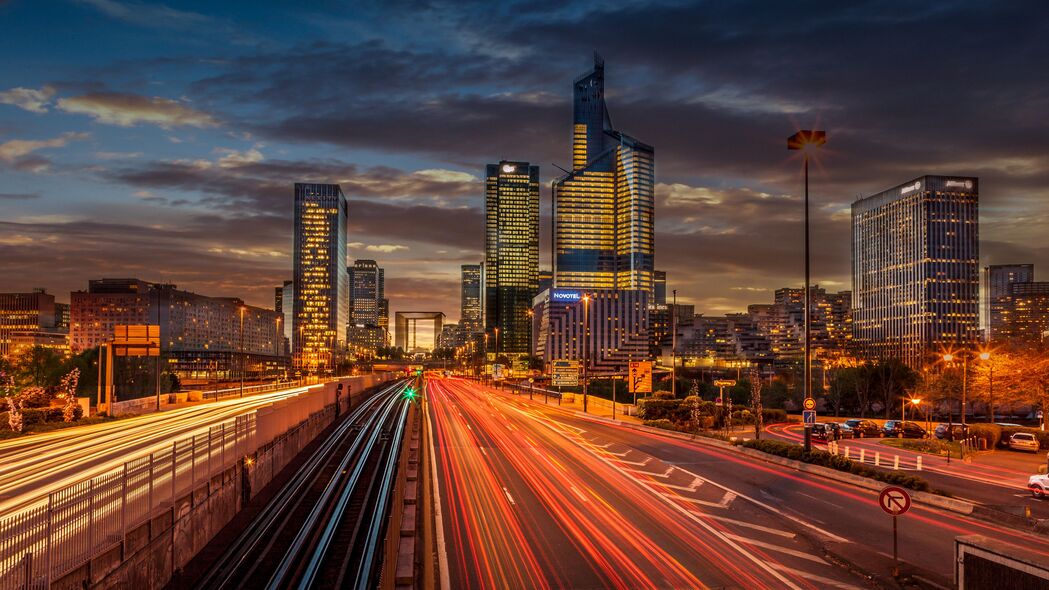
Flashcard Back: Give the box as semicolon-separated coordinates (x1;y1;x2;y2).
1008;282;1049;343
485;161;540;354
553;55;655;296
280;281;294;350
274;280;292;314
0;290;67;356
653;270;667;306
533;288;649;373
460;264;482;333
985;264;1034;341
852;176;979;366
70;279;286;378
292;183;348;372
537;269;554;296
349;259;384;327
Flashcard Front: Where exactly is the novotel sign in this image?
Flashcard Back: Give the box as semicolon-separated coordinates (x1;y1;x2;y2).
551;289;582;303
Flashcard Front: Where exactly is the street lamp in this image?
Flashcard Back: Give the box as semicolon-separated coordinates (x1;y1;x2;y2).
788;129;826;453
582;293;591;414
979;351;994;423
238;305;247;398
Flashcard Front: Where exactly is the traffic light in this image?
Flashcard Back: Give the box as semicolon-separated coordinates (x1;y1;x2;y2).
404;387;416;401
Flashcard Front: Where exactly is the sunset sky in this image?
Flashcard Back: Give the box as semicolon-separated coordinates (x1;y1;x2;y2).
2;1;1047;323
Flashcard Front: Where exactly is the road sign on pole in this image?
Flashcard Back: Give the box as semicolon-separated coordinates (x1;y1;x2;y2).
803;397;816;411
551;360;580;387
628;361;652;394
879;485;911;577
879;486;911;516
802;410;816;425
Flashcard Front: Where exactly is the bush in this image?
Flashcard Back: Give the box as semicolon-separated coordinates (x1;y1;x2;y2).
968;423;1002;449
652;391;676;400
0;406;82;430
761;409;787;423
637;399;691;422
998;425;1049;449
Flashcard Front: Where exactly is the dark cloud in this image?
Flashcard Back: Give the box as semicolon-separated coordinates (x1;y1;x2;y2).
0;192;40;200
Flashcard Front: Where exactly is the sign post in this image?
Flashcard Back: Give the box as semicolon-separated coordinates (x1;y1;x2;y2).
879;485;911;577
802;397;816;451
628;362;652;400
528;377;534;400
714;379;736;435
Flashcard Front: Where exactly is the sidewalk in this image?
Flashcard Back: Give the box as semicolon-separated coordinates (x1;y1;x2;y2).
481;381;643;424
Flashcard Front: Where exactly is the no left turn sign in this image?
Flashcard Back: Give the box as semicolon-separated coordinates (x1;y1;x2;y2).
879;486;911;516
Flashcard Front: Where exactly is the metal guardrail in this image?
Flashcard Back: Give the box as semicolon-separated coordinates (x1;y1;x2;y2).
0;412;258;589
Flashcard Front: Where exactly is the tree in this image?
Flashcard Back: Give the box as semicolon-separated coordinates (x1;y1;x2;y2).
872;358;918;418
59;368;80;422
11;346;66;390
749;369;763;439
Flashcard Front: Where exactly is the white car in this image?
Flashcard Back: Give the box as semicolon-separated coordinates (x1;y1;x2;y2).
1029;473;1049;498
1009;432;1040;452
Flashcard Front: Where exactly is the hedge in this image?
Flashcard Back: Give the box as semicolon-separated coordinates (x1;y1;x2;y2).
0;406;83;431
739;438;932;492
967;423;1049;450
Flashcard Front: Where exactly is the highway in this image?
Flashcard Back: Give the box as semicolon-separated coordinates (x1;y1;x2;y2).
0;385;313;513
428;376;1049;588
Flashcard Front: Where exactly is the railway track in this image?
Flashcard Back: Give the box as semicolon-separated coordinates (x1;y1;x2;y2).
194;378;412;590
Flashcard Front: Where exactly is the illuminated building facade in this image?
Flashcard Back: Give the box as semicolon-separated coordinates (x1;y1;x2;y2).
0;290;66;356
985;264;1034;341
1007;282;1049;343
553;55;655;296
460;264;482;334
292;183;348;372
852;176;980;366
532;288;649;373
70;278;285;378
485;161;540;354
349;259;384;327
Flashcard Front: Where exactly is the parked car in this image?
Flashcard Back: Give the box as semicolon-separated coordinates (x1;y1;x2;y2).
834;422;855;439
1009;432;1040;452
934;423;969;440
1029;473;1049;498
843;419;881;438
883;420;927;439
811;423;834;441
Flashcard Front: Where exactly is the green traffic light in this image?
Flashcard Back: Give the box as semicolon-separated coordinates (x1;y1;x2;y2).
405;387;415;399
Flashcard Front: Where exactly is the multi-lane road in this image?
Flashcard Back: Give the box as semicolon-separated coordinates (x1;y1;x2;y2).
428;376;1049;588
0;385;312;512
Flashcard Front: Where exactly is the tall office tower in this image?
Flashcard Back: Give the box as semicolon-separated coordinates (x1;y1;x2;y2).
460;264;482;333
349;259;384;327
852;176;979;367
292;183;348;372
485;161;540;354
653;270;667;305
537;269;554;295
985;264;1034;341
553;55;655;295
274;280;292;314
281;281;294;350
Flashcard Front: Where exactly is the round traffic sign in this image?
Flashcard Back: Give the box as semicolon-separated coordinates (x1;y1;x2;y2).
528;377;534;383
803;398;816;411
879;486;911;515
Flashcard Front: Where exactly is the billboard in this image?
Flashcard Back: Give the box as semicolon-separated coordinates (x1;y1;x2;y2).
492;363;504;380
112;325;160;357
550;289;582;303
551;359;580;387
628;361;652;394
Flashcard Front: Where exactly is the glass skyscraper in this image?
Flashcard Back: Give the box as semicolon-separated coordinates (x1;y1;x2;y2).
460;264;482;334
851;176;979;367
349;259;384;327
984;264;1034;341
553;55;655;295
485;161;539;354
292;183;348;372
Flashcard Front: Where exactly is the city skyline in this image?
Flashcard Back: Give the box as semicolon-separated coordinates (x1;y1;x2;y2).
2;2;1048;324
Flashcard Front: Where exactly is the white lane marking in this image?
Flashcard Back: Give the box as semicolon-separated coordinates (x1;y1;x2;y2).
654;477;704;493
674;491;736;509
770;565;863;590
617;456;653;467
425;400;452;590
701;514;796;538
723;534;827;564
673;465;851;544
503;487;516;506
479;447;487;456
570;485;590;503
627;465;674;478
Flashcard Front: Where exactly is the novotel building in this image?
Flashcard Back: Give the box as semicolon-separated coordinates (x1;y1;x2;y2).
851;175;980;367
532;288;650;373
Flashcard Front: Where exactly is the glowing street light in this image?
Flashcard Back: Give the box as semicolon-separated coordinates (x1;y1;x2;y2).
788;129;826;453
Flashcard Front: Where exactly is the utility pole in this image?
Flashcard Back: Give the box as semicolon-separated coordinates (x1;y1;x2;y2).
239;306;246;398
672;289;677;398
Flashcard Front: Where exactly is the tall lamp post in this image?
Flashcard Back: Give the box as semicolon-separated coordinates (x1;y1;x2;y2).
979;351;993;422
671;289;677;398
788;129;826;453
239;305;246;398
582;293;591;413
